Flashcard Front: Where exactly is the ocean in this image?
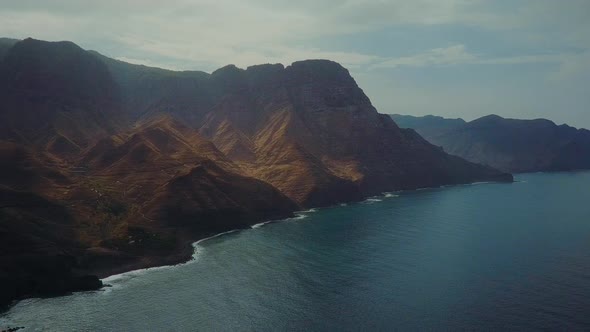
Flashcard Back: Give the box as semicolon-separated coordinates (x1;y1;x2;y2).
2;171;590;330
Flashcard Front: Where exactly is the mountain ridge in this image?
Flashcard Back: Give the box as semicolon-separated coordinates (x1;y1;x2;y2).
0;38;512;310
391;113;590;173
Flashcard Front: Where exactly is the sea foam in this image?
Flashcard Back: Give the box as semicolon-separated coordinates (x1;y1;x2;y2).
468;181;492;186
101;230;241;289
363;198;383;204
251;220;274;229
100;207;316;290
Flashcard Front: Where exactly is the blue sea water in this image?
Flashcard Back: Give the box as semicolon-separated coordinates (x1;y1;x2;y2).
2;172;590;331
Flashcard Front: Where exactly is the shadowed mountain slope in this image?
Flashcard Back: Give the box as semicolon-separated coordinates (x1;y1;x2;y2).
392;114;590;173
0;38;122;157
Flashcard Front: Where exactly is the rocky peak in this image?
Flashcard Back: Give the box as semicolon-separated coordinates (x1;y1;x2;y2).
285;60;354;84
211;64;243;76
210;64;247;93
246;63;285;74
245;63;285;88
0;38;121;149
1;38;116;100
283;60;371;111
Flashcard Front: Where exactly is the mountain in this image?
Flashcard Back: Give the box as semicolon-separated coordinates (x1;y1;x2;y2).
391;114;590;173
0;38;19;59
0;38;511;310
0;38;122;156
0;115;298;309
102;59;511;205
79;53;513;206
390;114;467;139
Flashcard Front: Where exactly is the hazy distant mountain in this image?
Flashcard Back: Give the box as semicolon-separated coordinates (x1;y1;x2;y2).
390;114;467;139
0;38;18;59
391;114;590;173
0;38;511;309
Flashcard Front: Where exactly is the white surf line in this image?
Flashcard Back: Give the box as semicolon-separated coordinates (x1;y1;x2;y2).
251;206;321;230
194;229;241;245
467;181;493;186
103;209;319;285
104;207;321;284
362;198;383;204
101;229;243;285
101;261;186;285
251;213;310;229
251;220;274;229
101;178;498;287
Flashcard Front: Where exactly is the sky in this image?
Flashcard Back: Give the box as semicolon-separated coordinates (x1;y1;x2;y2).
1;0;589;127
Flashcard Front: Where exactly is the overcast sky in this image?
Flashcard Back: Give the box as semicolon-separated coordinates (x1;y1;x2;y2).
1;0;589;127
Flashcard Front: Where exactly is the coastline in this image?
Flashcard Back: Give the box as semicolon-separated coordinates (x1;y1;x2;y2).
6;171;590;331
99;211;317;283
1;177;514;313
101;229;240;284
94;179;512;283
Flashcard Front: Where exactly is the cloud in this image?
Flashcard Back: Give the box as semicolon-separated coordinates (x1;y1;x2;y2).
115;56;182;71
370;45;476;69
1;0;589;127
1;0;589;70
113;34;381;71
551;51;590;81
370;44;576;72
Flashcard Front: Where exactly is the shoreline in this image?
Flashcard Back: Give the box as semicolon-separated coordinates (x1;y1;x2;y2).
1;177;514;314
95;179;510;284
101;229;240;284
100;210;318;283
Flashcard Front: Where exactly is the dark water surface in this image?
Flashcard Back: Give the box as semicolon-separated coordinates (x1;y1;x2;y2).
2;172;590;331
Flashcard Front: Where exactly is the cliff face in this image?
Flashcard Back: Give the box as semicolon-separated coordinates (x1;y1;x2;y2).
93;58;511;206
0;38;511;309
392;114;590;173
0;39;122;155
179;60;512;205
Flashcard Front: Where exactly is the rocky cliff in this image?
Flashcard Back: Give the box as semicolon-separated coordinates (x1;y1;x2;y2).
0;38;512;310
